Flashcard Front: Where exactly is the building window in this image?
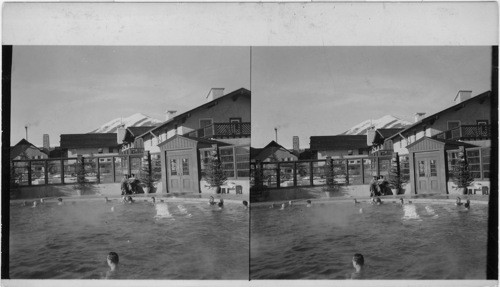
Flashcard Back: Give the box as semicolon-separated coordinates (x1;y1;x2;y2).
481;148;490;178
466;149;481;179
218;145;250;179
235;146;250;177
220;147;235;178
199;118;213;128
447;120;461;130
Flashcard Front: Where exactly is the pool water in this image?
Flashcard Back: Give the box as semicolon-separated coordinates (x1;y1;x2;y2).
9;198;249;279
250;199;488;279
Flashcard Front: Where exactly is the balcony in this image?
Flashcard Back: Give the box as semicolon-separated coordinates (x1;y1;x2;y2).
120;148;145;155
432;125;491;141
185;122;251;139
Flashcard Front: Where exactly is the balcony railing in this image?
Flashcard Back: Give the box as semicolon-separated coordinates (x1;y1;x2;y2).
185;122;251;139
120;148;145;155
433;125;491;141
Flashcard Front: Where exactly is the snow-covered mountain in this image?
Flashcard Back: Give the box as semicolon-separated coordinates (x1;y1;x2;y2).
341;115;412;135
89;113;163;133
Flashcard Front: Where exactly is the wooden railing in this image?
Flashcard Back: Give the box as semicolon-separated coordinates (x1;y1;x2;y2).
120;148;145;155
433;125;491;141
186;122;251;138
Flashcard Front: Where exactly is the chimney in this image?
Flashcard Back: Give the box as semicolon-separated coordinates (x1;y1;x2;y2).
274;127;278;143
117;124;126;144
165;110;177;121
414;112;426;123
206;88;225;102
366;126;376;146
293;136;300;153
454;90;472;103
43;134;50;150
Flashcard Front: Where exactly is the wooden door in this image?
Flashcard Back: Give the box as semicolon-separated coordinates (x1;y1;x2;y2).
167;151;197;193
415;153;440;193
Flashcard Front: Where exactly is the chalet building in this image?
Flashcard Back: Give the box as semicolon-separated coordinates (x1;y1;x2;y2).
134;87;251;194
60;133;121;157
250;141;298;162
384;90;492;195
11;139;48;160
367;128;405;156
309;135;370;160
118;126;158;154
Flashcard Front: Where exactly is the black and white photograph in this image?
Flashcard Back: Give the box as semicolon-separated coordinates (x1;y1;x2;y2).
5;46;251;279
249;46;495;279
1;2;498;287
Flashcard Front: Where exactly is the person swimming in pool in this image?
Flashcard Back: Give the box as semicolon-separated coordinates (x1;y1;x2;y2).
306;200;312;207
209;196;217;206
218;198;224;209
32;201;38;208
455;197;463;206
57;198;63;205
126;196;134;203
242;200;248;209
151;197;156;204
288;201;293;206
105;252;119;279
280;203;286;210
464;199;471;210
40;198;45;204
350;253;365;279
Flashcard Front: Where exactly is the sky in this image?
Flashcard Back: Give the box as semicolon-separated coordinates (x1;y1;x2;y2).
10;46;250;147
251;46;492;149
10;46;492;149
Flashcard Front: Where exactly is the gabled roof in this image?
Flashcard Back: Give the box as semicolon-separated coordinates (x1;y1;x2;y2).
10;138;48;160
310;135;369;151
387;91;491;141
127;126;158;137
60;133;120;149
137;87;251;139
251;140;295;161
407;136;479;151
372;128;405;144
157;134;230;149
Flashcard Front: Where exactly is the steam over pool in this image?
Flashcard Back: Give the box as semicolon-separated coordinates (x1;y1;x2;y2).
250;199;488;279
10;198;249;279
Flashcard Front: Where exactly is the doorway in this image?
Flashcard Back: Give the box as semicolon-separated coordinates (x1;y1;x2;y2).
166;150;197;193
414;151;441;193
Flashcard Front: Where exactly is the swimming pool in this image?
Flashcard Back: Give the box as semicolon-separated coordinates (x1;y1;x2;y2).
9;197;249;279
250;198;489;279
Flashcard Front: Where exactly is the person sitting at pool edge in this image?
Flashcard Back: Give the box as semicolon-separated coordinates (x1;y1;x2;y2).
120;175;130;195
106;252;119;279
57;198;63;205
218;198;224;208
350;253;365;279
242;200;248;209
306;200;312;207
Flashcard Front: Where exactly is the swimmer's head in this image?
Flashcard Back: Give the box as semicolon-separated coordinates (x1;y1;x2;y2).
57;198;63;202
107;252;119;270
242;200;248;207
306;200;312;204
353;253;364;267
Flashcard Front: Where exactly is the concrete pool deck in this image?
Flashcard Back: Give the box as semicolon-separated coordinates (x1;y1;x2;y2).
10;192;249;206
252;185;490;206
